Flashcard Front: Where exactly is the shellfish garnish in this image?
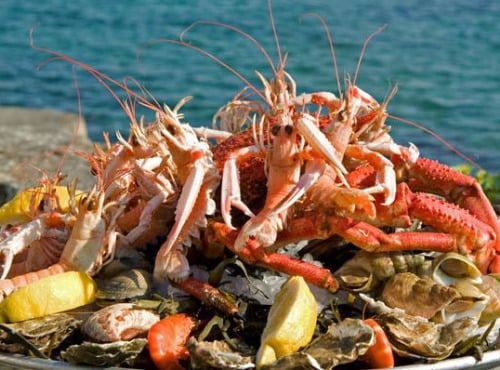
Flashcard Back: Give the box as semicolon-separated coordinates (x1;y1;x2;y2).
336;251;431;293
377;311;477;360
432;252;483;286
81;303;159;343
95;268;153;303
0;313;80;356
187;338;254;369
60;338;147;367
263;318;375;369
380;272;460;319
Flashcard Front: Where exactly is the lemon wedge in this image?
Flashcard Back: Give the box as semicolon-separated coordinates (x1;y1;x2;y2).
0;271;96;323
255;276;318;369
0;185;83;225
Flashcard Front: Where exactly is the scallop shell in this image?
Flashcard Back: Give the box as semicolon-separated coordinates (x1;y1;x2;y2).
81;303;159;343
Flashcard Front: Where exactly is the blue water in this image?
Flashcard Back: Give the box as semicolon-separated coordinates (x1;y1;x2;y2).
1;0;499;171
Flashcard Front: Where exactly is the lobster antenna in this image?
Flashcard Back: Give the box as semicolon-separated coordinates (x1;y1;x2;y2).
268;0;283;69
302;13;342;102
353;23;387;85
389;114;484;171
180;20;277;76
31;29;165;121
139;38;270;106
52;66;82;182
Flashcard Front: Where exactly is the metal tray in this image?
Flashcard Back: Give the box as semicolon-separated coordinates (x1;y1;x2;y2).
0;350;499;370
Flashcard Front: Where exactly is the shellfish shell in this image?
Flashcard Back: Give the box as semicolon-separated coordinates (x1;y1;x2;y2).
377;311;477;360
336;251;431;292
380;272;460;319
432;252;482;286
95;268;153;302
267;318;375;369
81;303;159;343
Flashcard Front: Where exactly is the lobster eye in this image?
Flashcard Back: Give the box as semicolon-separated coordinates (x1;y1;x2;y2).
86;199;96;211
284;124;293;136
337;110;348;122
165;123;177;136
90;167;97;176
80;196;88;206
270;124;281;136
130;133;139;146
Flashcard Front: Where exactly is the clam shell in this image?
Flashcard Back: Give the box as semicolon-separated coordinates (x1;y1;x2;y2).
432;252;482;286
96;268;153;302
380;272;460;319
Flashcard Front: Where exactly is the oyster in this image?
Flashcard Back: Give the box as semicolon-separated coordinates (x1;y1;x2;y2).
377;311;477;360
60;338;147;367
95;268;153;302
265;318;375;369
477;275;500;325
187;338;254;369
0;313;80;355
336;251;431;292
81;303;159;342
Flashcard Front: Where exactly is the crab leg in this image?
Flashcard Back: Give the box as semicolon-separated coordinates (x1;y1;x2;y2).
394;155;500;271
206;220;339;293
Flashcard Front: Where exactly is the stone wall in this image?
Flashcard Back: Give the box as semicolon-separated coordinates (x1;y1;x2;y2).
0;107;96;205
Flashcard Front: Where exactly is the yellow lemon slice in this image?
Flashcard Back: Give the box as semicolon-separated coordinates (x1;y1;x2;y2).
0;185;83;225
255;276;318;369
0;271;96;323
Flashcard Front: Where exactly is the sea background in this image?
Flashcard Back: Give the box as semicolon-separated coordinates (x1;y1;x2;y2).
1;0;499;171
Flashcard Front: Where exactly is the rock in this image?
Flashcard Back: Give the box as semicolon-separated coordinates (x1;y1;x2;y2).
0;107;96;204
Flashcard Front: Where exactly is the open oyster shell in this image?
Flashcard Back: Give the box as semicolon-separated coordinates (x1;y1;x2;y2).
377;311;477;360
263;318;375;369
60;338;147;367
0;313;80;355
187;338;254;369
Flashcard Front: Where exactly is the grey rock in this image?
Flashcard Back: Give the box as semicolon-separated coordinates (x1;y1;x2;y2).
0;107;96;204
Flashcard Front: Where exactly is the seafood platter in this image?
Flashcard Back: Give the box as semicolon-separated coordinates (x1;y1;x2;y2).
0;5;499;370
